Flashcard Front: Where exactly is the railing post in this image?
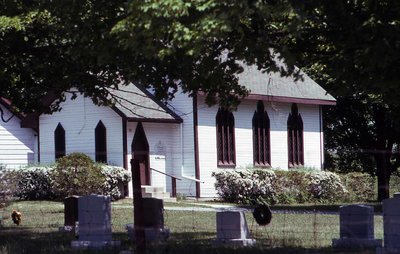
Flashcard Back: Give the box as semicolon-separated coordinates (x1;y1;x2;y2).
171;178;177;198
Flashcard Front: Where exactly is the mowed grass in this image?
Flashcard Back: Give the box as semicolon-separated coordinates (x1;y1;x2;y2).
0;199;382;254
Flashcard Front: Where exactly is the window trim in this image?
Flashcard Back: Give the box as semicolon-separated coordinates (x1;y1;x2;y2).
287;104;304;168
216;108;236;167
54;123;66;159
253;101;271;168
95;120;107;163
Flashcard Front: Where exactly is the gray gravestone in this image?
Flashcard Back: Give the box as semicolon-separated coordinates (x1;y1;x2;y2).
214;211;255;247
332;205;381;248
64;196;79;227
377;193;400;254
71;195;120;249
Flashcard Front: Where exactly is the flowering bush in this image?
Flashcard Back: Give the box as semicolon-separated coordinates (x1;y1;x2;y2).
212;169;277;205
7;154;131;201
13;166;55;200
304;171;347;202
213;168;348;204
99;164;131;200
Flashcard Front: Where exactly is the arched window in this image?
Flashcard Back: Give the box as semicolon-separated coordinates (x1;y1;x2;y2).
253;101;271;167
95;120;107;163
216;108;235;167
287;104;304;168
54;123;66;159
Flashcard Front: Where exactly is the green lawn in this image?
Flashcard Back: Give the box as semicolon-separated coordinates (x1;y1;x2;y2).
0;199;382;254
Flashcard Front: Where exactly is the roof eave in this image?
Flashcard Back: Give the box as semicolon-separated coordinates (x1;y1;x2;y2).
126;117;183;124
246;94;337;105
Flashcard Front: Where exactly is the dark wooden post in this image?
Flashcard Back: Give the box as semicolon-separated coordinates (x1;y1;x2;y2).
171;178;177;198
131;158;146;253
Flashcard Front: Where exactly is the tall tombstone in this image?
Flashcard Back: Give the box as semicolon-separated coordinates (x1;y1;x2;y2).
377;193;400;254
71;195;120;249
214;210;255;247
64;196;79;227
332;205;381;248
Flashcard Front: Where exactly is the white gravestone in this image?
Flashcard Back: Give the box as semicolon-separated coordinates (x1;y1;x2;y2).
214;211;255;247
377;193;400;254
332;204;381;248
71;195;120;249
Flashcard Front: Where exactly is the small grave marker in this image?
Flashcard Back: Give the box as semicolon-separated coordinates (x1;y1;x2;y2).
214;210;255;247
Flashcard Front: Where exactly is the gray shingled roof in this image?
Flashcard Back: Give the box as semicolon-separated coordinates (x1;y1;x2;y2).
108;84;182;122
237;62;336;104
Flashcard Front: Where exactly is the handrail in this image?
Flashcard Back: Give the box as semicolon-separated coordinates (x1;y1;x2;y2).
149;167;182;198
150;168;182;181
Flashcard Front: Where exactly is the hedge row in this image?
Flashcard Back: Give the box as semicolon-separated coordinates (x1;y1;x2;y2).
2;153;131;201
213;169;377;205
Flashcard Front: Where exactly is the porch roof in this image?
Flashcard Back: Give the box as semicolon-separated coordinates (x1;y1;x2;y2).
109;84;182;123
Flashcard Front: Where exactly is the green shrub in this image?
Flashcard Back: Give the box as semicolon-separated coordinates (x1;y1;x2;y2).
13;166;55;200
273;170;311;204
52;153;106;198
390;173;400;196
340;172;375;202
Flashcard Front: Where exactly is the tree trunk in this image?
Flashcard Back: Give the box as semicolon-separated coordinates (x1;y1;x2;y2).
373;105;393;202
376;154;390;201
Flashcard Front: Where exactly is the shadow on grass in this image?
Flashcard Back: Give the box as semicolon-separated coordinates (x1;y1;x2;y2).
269;203;382;214
0;230;131;254
0;229;376;254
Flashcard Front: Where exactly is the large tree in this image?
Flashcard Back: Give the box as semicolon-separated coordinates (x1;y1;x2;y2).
0;0;301;114
288;0;400;200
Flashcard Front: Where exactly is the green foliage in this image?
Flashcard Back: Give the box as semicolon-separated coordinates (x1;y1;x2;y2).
340;172;376;202
52;153;105;198
289;1;400;200
273;170;310;204
0;1;302;112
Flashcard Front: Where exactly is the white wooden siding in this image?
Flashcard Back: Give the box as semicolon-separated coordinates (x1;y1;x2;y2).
126;122;181;197
0;108;36;168
165;91;198;197
196;96;324;197
39;93;123;166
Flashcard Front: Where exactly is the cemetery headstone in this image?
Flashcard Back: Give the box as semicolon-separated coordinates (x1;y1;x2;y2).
64;196;79;227
126;197;169;242
214;210;255;247
332;204;381;248
59;195;79;232
377;193;400;254
71;194;120;249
